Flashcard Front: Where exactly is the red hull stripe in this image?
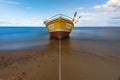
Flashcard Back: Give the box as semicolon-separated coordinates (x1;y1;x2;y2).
50;31;70;39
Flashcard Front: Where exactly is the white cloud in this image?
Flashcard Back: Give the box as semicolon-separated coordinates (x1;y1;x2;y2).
92;0;120;26
6;1;19;5
0;17;21;25
31;18;39;20
30;18;43;26
78;12;97;17
0;0;20;5
75;12;108;26
0;21;12;25
71;4;113;26
0;17;43;26
94;0;120;16
94;0;120;10
78;7;83;10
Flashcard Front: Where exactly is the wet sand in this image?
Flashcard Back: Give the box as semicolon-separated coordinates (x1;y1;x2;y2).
0;38;120;80
0;39;59;80
61;38;120;80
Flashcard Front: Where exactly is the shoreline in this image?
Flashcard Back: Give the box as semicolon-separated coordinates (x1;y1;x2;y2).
0;38;120;80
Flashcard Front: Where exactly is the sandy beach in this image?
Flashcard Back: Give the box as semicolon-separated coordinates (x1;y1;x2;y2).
61;38;120;80
0;37;120;80
0;39;59;80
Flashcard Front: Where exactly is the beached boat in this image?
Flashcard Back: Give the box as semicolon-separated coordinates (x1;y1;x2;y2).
44;14;74;39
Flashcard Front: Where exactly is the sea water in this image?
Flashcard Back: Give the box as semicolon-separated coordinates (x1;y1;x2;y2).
0;26;120;50
0;27;49;42
71;27;120;40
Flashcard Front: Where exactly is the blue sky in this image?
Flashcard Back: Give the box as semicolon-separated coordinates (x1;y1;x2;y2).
0;0;120;26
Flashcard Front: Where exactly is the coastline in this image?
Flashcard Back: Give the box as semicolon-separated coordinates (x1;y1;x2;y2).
0;38;120;80
0;39;59;80
61;38;120;80
0;27;120;80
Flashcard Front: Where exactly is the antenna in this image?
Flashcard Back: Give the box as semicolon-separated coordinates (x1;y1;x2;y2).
72;12;77;22
73;12;77;17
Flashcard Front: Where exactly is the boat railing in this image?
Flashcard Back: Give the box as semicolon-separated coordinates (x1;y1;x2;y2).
44;14;73;25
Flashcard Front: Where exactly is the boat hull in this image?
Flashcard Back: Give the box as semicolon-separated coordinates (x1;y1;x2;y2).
45;16;74;39
50;31;70;39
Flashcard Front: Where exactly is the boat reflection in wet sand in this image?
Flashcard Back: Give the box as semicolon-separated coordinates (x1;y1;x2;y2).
44;13;81;39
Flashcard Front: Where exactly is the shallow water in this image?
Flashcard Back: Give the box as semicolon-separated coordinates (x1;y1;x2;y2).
71;27;120;40
0;26;120;50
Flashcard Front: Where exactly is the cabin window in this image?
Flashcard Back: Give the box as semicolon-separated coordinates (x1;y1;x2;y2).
48;24;54;29
66;23;72;29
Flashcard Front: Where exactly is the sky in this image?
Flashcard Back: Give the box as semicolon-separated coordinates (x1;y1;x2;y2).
0;0;120;26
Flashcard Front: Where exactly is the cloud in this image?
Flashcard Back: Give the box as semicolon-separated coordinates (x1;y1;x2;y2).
31;18;39;20
94;0;120;10
94;0;120;16
0;17;21;25
72;5;111;26
107;18;120;25
0;0;20;5
29;18;43;26
78;12;97;16
111;16;120;19
0;17;43;26
93;0;120;26
6;1;19;5
74;12;108;26
0;21;12;25
78;7;83;10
